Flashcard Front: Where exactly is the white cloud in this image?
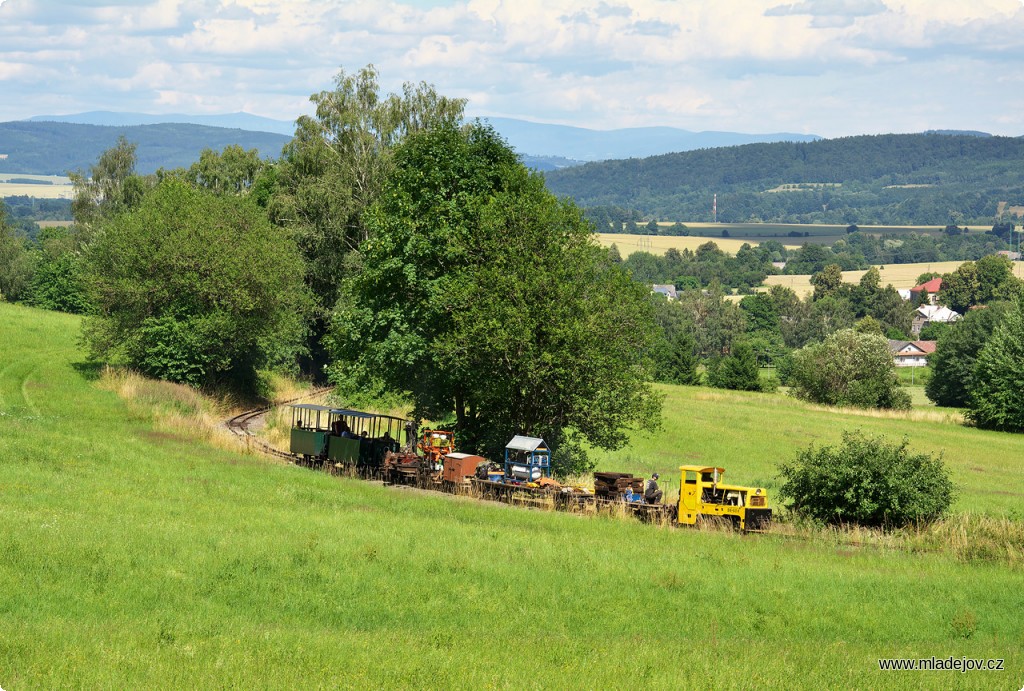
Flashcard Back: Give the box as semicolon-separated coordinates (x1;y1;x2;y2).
0;0;1021;137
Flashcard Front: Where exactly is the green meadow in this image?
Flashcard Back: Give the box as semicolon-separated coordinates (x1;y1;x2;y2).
589;384;1024;517
2;302;1022;688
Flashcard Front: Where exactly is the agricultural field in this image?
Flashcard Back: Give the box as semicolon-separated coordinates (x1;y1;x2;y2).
2;301;1023;688
595;232;795;256
764;261;1024;297
676;222;992;240
600;223;996;256
0;173;74;199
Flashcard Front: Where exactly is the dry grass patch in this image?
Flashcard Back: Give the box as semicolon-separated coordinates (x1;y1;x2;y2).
97;367;247;453
771;513;1024;569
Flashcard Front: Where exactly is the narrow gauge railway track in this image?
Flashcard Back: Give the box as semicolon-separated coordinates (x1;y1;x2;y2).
226;387;332;461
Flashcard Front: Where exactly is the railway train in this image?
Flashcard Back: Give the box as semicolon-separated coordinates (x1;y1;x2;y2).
285;403;772;532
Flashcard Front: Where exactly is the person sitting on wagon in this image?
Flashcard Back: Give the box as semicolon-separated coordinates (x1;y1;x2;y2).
333;420;357;438
644;473;663;504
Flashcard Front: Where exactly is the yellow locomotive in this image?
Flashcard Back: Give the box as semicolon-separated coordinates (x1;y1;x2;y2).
676;465;771;532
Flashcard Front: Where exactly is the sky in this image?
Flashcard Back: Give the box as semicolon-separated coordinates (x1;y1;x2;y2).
1;0;1023;138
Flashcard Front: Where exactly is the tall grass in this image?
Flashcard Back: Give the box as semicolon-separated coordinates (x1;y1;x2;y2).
98;367;242;451
771;513;1024;569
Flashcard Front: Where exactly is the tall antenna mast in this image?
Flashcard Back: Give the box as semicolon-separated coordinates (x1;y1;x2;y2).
713;193;717;224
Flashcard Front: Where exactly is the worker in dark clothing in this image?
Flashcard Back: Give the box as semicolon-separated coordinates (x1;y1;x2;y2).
644;473;663;504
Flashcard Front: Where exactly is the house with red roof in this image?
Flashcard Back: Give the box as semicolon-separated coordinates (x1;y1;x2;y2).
909;277;942;305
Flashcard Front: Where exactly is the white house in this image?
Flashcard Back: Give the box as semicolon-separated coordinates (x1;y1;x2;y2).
888;340;937;367
912;304;960;335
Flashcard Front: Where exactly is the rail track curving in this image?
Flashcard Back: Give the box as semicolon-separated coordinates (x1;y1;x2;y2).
225;387;333;461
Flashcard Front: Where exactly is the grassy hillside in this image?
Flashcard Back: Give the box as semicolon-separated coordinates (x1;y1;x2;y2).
2;302;1022;688
588;385;1024;517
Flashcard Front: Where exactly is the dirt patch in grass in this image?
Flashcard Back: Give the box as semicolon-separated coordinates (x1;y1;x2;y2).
140;430;190;444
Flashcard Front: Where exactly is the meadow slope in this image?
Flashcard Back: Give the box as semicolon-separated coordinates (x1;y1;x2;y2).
589;385;1024;517
1;302;1021;689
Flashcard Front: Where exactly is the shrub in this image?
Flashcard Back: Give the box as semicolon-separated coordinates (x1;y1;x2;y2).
777;431;955;529
789;329;911;410
0;209;35;302
27;227;90;314
707;341;760;391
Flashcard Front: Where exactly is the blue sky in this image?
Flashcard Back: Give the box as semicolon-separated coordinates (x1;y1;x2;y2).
1;0;1022;137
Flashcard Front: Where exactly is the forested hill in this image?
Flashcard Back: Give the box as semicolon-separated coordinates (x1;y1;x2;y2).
0;121;290;175
543;133;1024;226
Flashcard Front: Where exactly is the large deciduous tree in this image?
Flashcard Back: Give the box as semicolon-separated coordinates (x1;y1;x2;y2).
272;65;466;318
940;261;981;314
83;179;310;391
70;135;148;234
924;301;1009;408
185;145;267;196
810;263;843;300
330;123;661;472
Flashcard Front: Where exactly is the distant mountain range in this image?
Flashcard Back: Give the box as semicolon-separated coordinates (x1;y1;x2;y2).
0;121;291;175
544;132;1024;226
17;110;824;170
480;116;820;162
28;111;297;136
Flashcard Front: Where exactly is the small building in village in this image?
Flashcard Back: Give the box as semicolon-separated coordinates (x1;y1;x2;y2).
909;277;942;305
912;304;960;335
888;340;937;367
652;284;678;300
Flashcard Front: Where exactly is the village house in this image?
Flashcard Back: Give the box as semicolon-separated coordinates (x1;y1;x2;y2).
912;304;960;335
888;340;937;367
909;277;942;305
652;284;678;300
